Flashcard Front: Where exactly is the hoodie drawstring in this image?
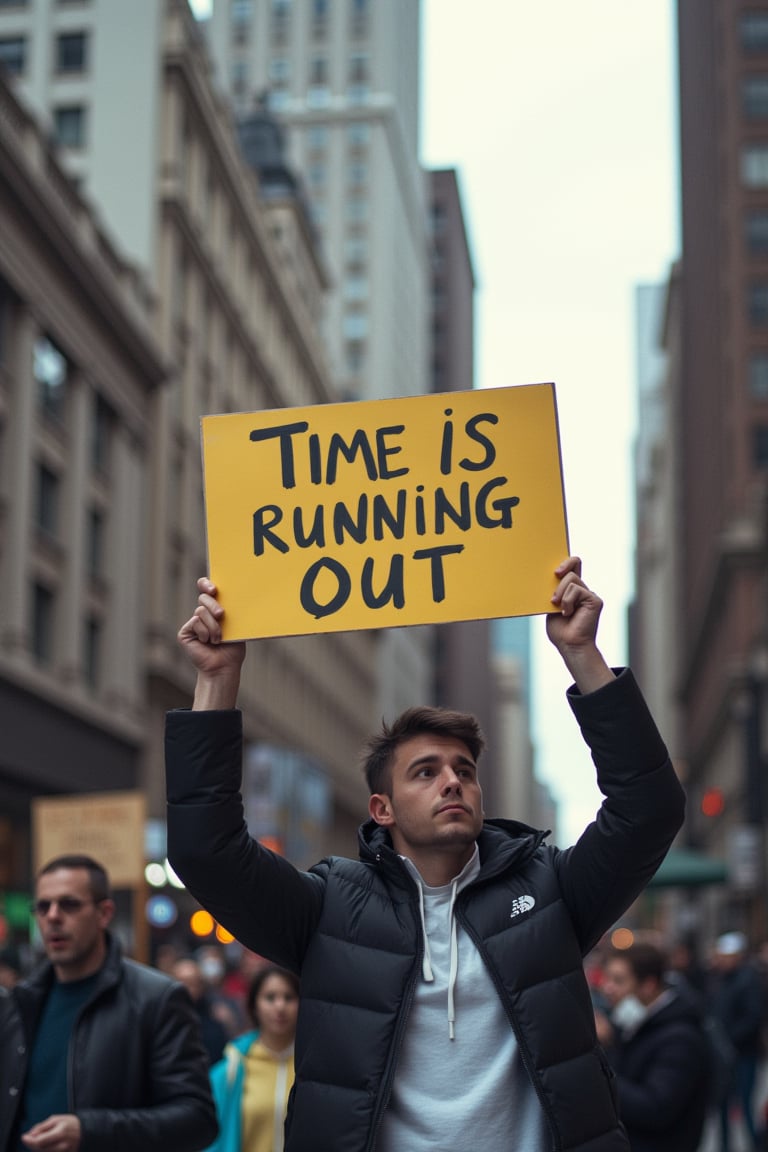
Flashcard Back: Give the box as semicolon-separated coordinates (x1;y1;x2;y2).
447;878;459;1040
417;881;434;982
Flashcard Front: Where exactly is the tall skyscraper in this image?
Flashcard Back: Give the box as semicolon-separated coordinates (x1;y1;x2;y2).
641;2;768;937
204;0;428;406
202;0;434;716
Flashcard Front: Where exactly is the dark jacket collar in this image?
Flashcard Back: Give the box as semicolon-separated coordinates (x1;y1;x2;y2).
357;817;547;887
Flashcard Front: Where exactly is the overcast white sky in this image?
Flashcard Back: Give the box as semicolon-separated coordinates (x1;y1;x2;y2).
190;0;679;843
420;1;679;842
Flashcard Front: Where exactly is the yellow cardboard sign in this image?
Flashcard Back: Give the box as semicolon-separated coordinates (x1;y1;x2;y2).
201;383;569;640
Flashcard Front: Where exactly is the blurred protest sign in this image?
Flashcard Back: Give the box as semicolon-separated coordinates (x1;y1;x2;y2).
201;383;569;639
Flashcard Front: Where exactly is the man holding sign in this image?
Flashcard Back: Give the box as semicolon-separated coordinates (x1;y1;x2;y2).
166;557;684;1152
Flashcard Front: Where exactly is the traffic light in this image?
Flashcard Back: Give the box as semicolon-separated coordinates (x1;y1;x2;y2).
701;787;725;818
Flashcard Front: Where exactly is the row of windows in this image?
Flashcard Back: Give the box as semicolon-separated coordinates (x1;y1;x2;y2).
36;463;106;577
0;29;88;77
34;334;115;473
30;581;103;688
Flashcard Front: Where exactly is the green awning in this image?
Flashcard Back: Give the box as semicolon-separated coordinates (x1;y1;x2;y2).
647;847;728;888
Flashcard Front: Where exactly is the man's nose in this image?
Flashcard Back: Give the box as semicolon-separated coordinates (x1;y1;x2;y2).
440;767;463;792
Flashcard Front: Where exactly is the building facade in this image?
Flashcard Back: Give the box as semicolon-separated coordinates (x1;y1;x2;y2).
630;2;768;941
0;0;381;915
0;67;165;904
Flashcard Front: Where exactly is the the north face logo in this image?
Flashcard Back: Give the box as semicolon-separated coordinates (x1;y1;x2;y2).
509;895;535;918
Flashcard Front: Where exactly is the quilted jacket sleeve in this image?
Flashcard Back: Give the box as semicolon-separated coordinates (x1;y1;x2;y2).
553;668;685;952
166;707;324;973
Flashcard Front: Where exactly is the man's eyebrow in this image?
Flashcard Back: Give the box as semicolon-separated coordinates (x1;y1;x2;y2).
406;751;477;772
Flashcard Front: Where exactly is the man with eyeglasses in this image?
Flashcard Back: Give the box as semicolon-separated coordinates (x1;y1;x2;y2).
1;854;218;1152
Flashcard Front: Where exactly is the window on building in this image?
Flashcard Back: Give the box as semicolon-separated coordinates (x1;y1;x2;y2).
270;56;289;84
271;0;290;40
36;464;59;538
91;393;114;474
746;211;768;253
348;51;369;100
753;423;768;466
34;335;68;421
347;121;369;150
344;274;368;300
351;0;370;36
0;36;26;74
53;104;87;148
345;339;365;375
345;196;368;223
343;311;368;339
312;0;328;37
345;235;367;268
86;507;104;578
56;31;88;73
308;56;330;105
31;583;55;665
742;144;768;186
742;11;768;53
83;615;101;688
744;74;768;118
307;162;326;190
232;0;253;23
307;123;328;150
750;354;768;398
348;159;367;187
232;59;248;95
309;56;328;86
749;282;768;324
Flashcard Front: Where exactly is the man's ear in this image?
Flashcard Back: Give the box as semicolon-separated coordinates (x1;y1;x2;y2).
369;793;394;826
97;899;116;930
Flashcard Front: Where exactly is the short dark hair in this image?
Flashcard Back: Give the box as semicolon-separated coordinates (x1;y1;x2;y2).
246;964;300;1028
362;705;485;794
37;855;112;903
609;942;666;986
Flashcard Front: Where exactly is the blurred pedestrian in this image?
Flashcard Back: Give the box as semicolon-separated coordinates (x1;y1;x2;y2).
205;964;299;1152
195;944;246;1037
173;956;230;1065
166;557;685;1151
711;931;765;1152
596;941;710;1152
0;854;217;1152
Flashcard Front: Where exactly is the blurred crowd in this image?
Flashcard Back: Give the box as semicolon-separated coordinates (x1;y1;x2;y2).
585;931;768;1152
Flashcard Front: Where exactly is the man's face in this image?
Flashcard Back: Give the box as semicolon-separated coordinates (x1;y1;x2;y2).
602;957;638;1008
369;733;484;869
34;867;113;982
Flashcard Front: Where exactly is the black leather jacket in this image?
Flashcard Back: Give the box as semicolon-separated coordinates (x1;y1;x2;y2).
167;669;685;1152
1;935;218;1152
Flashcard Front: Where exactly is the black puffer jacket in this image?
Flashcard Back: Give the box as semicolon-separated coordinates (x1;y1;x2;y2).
166;669;685;1152
606;988;710;1152
2;935;218;1152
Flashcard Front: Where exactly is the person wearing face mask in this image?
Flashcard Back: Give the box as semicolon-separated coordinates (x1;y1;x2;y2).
204;965;299;1152
595;942;710;1152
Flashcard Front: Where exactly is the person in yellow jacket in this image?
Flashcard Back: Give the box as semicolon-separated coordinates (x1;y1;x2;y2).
206;964;299;1152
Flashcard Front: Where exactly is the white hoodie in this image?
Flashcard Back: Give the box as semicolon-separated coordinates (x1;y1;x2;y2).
377;847;547;1151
